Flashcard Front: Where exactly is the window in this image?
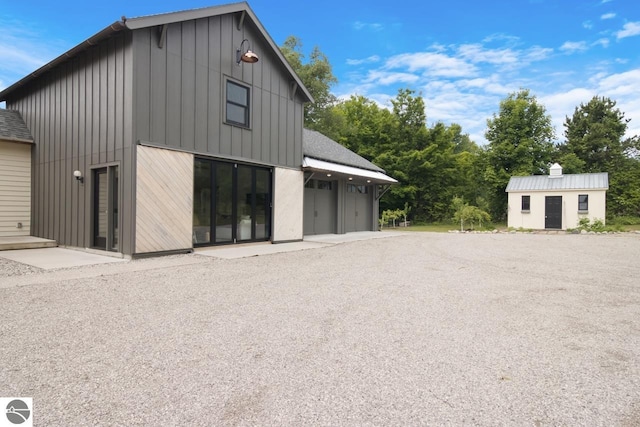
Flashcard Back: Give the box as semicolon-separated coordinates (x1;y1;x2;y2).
226;80;250;127
317;180;332;190
578;194;588;211
521;195;531;211
305;179;315;189
347;184;357;193
357;185;368;194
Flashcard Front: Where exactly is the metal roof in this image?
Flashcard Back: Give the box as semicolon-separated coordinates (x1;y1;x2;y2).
0;2;313;103
0;110;33;143
303;128;384;173
506;173;609;192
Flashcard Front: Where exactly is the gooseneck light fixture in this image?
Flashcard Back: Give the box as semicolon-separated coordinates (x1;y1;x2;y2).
236;39;259;65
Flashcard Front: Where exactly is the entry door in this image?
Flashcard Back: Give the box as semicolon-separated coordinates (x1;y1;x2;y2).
545;196;562;229
93;166;119;251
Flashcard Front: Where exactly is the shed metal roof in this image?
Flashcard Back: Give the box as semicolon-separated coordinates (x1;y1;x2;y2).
0;2;313;103
0;110;33;143
506;173;609;192
303;128;384;173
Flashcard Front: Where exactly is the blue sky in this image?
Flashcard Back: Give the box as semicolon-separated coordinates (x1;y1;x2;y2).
1;0;639;145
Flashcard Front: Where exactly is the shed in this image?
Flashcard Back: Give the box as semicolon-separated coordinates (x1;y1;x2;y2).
0;110;33;237
506;163;609;230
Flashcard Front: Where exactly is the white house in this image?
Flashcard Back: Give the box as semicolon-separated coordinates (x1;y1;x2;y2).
506;163;608;230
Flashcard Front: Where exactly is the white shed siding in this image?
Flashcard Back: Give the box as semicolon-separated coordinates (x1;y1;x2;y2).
0;140;31;236
508;189;607;230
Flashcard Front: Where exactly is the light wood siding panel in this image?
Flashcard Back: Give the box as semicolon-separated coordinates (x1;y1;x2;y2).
5;32;134;252
135;146;193;253
0;141;31;237
132;14;305;168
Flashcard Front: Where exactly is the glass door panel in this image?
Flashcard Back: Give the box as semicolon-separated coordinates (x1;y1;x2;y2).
94;169;108;249
215;162;233;243
111;167;119;251
236;165;253;241
193;160;212;244
255;168;271;239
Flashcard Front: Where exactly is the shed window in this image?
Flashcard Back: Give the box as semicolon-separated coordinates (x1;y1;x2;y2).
226;80;250;127
578;194;588;211
521;195;530;211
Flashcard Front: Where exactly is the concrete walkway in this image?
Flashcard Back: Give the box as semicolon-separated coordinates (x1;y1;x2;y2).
0;231;405;267
0;247;127;270
196;231;404;259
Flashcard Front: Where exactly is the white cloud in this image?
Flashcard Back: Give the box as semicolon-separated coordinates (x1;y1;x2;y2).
522;46;554;62
365;70;420;86
346;55;381;66
616;22;640;39
0;18;66;89
457;44;519;65
593;38;610;48
601;13;616;20
583;21;594;30
385;52;476;77
353;21;383;31
559;41;589;53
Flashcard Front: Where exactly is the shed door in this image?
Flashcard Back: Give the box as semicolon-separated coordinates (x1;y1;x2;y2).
0;140;31;237
545;196;562;229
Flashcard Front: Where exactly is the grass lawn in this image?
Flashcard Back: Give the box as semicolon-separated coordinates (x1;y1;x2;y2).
386;221;640;233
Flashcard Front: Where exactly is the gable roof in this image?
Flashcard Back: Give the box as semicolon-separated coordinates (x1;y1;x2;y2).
303;128;384;173
0;2;312;103
0;110;33;143
506;173;609;192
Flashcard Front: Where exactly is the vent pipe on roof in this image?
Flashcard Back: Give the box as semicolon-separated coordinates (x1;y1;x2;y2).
549;163;563;178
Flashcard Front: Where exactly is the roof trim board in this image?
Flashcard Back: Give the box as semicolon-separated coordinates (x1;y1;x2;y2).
303;157;398;184
0;2;313;103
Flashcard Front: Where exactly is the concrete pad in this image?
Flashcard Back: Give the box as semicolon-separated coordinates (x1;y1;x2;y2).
0;247;127;270
304;230;405;244
195;241;331;259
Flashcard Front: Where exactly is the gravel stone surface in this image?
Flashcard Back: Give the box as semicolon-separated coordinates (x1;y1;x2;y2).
1;233;639;426
0;256;42;277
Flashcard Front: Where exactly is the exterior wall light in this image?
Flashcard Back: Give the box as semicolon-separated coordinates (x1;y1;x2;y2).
236;39;259;64
73;170;84;183
326;173;332;177
348;177;353;181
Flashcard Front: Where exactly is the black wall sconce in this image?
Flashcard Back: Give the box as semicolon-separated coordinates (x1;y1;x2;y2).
73;170;84;184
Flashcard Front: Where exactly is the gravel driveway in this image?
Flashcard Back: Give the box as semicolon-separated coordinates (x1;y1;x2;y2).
1;233;639;426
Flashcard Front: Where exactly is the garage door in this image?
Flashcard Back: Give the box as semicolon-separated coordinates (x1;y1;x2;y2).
304;179;336;235
0;140;31;237
345;184;372;232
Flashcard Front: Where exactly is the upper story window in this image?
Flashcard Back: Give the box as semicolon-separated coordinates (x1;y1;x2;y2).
226;80;250;128
521;195;531;211
578;194;588;211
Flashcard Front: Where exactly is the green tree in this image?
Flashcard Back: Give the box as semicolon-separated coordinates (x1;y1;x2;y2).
559;96;640;217
483;89;556;220
279;36;338;129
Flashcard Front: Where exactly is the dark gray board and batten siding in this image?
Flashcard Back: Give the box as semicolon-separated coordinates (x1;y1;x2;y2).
132;14;305;169
5;32;136;254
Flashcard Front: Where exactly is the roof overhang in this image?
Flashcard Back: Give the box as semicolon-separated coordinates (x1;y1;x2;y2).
303;157;397;184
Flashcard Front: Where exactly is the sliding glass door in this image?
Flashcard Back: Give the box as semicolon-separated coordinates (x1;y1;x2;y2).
193;159;272;246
